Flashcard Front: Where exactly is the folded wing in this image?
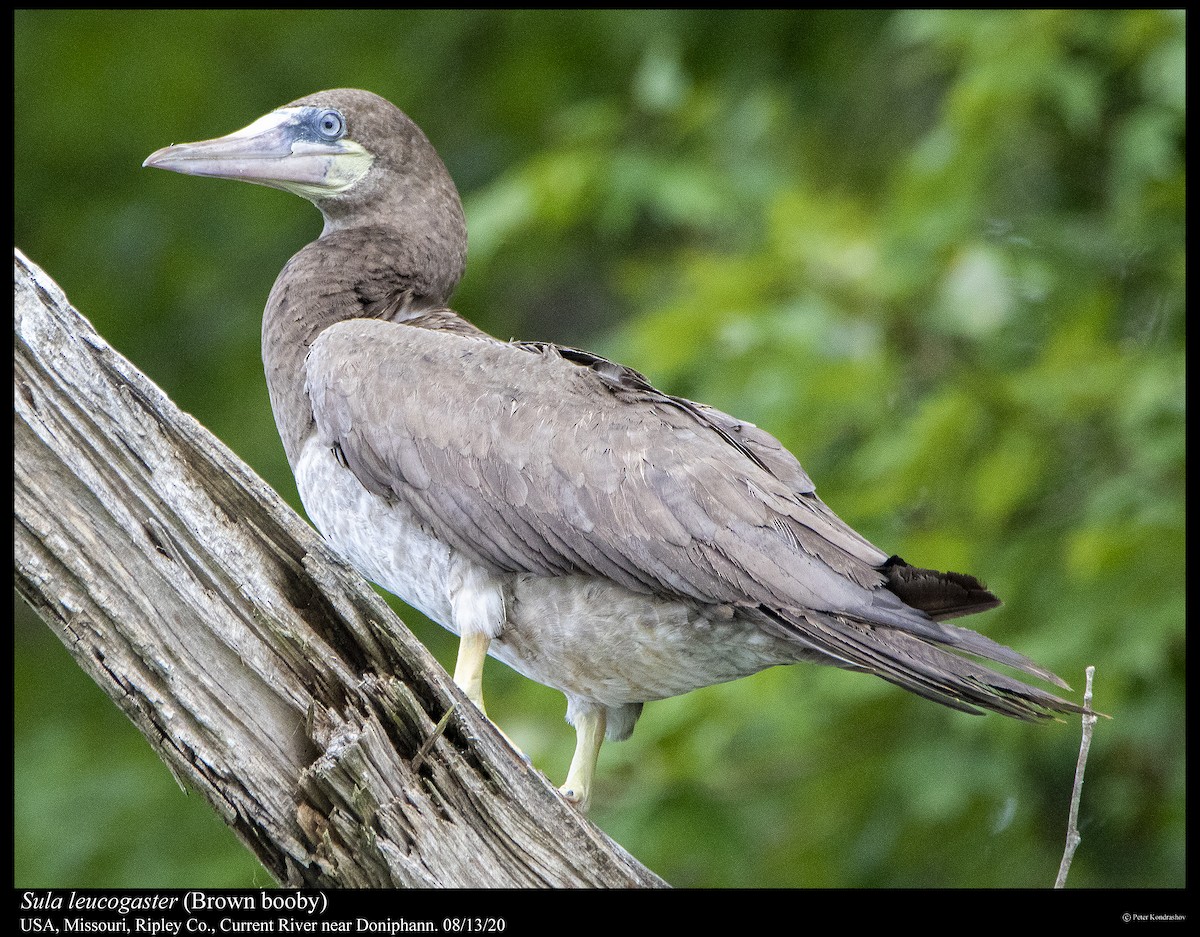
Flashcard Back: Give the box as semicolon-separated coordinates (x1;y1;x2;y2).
304;315;1082;717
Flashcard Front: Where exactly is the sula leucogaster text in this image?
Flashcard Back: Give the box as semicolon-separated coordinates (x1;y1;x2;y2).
144;89;1084;811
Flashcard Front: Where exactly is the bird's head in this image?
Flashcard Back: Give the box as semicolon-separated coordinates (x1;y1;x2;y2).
143;89;467;262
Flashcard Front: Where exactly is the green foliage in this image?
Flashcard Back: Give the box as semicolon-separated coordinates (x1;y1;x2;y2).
15;9;1183;889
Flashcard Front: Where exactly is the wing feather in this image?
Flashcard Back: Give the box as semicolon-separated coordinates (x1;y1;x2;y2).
305;320;976;637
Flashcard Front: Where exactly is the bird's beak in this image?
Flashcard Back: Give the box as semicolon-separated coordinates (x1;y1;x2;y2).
143;107;373;199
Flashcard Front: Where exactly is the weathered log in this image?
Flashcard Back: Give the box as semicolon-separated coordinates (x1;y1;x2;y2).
13;248;666;888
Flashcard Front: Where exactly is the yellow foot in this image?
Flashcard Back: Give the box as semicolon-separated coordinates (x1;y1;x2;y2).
559;708;606;813
559;783;588;812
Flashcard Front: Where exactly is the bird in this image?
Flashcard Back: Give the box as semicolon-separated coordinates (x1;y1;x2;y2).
144;89;1084;811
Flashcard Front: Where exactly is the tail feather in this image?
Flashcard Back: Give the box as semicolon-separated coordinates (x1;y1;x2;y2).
871;555;1073;691
763;605;1089;721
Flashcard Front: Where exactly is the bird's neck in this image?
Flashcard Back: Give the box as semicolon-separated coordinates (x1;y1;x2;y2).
260;225;464;466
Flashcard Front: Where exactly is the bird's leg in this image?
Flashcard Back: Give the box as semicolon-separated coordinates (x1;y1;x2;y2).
452;632;524;757
453;631;490;715
560;707;606;812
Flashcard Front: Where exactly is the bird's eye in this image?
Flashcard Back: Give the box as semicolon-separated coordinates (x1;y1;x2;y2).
315;109;346;141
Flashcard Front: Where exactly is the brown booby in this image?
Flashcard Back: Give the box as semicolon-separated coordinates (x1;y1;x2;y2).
144;89;1084;811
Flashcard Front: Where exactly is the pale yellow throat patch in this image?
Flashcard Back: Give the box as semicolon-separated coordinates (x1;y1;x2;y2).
279;140;374;200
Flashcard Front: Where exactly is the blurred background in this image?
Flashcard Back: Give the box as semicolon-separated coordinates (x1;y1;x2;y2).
14;10;1183;889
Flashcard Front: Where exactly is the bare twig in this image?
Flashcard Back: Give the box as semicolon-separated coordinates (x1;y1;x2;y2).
411;702;458;772
1055;665;1097;888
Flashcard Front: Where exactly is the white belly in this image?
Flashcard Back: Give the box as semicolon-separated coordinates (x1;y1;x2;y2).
295;436;457;627
294;436;807;708
496;574;806;706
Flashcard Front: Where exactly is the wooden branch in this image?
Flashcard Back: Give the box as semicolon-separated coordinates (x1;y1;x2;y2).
13;248;666;889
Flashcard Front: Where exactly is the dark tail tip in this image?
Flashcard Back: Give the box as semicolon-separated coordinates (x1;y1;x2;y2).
882;554;1001;621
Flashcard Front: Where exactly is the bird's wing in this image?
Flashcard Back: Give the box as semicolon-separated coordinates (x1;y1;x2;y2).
303;317;965;641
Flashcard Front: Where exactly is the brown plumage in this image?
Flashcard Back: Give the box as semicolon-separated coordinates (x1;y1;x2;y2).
145;89;1084;810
